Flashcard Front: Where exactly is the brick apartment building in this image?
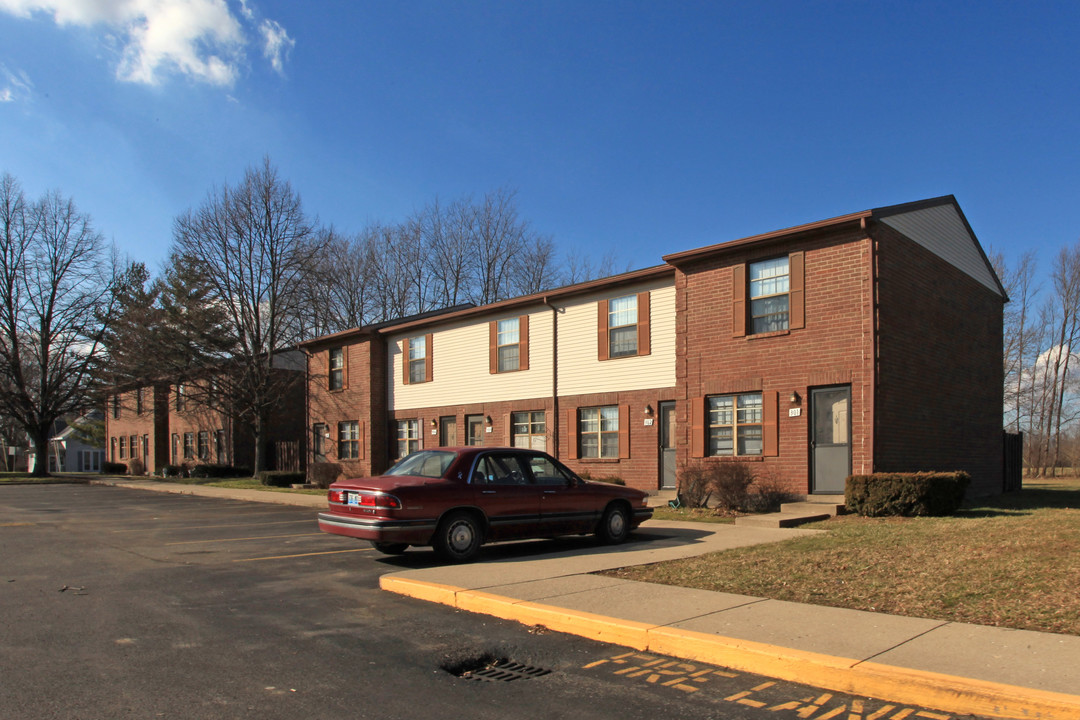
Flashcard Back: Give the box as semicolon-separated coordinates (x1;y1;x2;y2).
104;354;306;475
300;196;1006;497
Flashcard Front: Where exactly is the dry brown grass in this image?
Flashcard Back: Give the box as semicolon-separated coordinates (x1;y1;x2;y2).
609;478;1080;635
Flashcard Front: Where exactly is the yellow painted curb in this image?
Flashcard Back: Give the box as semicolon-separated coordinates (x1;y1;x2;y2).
380;576;1080;720
378;575;459;605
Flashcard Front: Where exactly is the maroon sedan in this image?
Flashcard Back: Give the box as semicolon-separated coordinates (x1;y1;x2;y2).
318;447;653;562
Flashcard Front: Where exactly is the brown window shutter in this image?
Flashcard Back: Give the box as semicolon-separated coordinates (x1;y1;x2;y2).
763;390;779;456
358;420;366;460
567;409;579;459
505;413;513;446
402;341;410;386
789;251;805;330
597;299;610;361
637;292;651;356
425;334;433;382
619;404;631;458
732;264;746;337
691;397;705;458
489;321;498;374
518;315;530;371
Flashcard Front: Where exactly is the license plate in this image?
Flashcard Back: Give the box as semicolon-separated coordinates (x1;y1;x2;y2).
347;492;360;506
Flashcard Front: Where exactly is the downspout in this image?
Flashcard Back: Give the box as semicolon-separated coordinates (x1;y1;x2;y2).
543;297;560;459
300;347;312;475
865;216;879;474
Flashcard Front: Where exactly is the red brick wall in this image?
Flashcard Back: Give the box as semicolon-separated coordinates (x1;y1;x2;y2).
104;384;168;474
383;387;675;492
307;336;388;479
674;228;876;494
872;224;1004;495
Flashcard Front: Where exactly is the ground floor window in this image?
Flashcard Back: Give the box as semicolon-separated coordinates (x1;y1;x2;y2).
707;393;763;456
338;421;359;459
141;435;149;460
183;432;194;460
197;431;209;461
171;434;179;464
119;436;127;459
512;411;546;451
312;424;327;462
397;419;419;458
129;435;138;458
579;406;619;458
215;430;226;463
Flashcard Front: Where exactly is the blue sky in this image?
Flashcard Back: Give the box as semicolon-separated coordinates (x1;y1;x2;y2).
1;1;1078;278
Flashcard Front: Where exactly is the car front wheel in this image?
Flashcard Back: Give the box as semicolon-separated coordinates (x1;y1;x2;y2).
434;511;482;563
596;504;629;545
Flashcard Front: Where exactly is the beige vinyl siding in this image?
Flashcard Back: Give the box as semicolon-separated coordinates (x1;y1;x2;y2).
389;309;554;411
558;279;676;395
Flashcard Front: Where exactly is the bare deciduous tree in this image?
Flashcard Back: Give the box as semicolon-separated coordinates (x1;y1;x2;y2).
0;173;117;476
171;158;325;474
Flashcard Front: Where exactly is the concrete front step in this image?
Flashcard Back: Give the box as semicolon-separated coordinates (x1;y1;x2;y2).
735;511;832;529
780;501;847;517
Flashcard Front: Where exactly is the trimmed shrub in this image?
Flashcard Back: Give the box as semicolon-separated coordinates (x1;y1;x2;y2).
102;461;126;474
160;464;187;478
190;464;247;479
127;458;145;476
308;462;344;489
845;472;971;517
710;462;755;513
259;470;306;487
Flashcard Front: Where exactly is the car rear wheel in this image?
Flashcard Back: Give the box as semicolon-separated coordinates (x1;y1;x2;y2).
371;541;409;555
434;511;482;563
596;503;629;545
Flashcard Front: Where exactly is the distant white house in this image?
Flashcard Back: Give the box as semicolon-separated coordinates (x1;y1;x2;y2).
27;412;106;474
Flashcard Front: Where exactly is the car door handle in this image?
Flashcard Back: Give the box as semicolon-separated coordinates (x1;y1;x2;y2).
543;490;556;494
481;490;496;494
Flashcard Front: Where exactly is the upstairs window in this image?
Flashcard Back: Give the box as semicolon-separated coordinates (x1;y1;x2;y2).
733;252;804;338
175;383;186;412
608;295;638;357
749;258;789;334
135;388;144;415
490;316;529;373
328;348;345;390
404;335;432;385
598;292;650;360
111;395;120;419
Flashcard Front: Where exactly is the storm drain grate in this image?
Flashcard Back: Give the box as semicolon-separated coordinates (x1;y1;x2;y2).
453;658;552;682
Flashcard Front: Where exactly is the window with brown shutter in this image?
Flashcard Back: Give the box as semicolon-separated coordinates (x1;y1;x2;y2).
599;292;650;360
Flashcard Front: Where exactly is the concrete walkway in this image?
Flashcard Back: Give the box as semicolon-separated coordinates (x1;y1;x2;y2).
91;478;1080;719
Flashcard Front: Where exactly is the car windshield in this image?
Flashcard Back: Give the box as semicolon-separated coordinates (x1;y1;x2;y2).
385;450;457;478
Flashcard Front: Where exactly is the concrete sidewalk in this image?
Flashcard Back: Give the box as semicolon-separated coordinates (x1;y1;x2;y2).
91;478;1080;719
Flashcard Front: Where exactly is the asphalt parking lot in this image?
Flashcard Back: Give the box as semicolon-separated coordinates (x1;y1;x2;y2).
1;484;978;720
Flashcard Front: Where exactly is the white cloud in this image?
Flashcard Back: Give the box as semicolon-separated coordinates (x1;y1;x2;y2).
1;63;33;102
0;0;294;87
259;18;293;75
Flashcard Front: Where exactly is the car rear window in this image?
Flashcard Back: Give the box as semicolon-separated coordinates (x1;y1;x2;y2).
386;450;457;478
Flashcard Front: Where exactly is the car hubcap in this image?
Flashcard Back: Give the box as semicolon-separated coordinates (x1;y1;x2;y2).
450;521;473;551
608;512;625;536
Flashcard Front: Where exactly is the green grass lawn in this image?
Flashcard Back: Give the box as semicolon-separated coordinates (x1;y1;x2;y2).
149;475;325;496
610;477;1080;635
